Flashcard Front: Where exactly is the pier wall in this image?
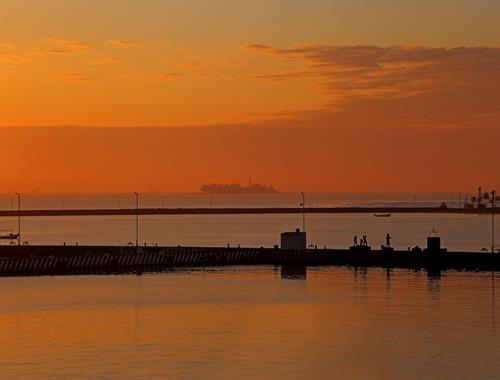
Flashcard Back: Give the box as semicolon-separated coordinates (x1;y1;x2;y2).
0;245;499;276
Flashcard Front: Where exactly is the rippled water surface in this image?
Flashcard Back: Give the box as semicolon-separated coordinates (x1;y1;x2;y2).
0;267;499;379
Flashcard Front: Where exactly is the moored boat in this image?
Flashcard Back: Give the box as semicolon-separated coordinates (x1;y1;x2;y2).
0;233;20;240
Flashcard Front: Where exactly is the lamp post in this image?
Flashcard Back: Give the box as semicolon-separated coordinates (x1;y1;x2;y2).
492;190;496;254
300;192;306;232
16;193;21;246
134;192;139;248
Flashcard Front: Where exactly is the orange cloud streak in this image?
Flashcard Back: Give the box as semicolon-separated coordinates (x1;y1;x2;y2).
105;39;136;48
1;43;499;192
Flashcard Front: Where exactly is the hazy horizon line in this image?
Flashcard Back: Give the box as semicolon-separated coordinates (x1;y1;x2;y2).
0;191;482;196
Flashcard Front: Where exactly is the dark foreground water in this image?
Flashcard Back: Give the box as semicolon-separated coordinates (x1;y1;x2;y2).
0;267;498;379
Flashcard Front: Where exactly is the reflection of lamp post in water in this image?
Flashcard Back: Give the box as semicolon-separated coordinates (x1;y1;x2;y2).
16;193;21;246
300;192;306;232
134;192;139;248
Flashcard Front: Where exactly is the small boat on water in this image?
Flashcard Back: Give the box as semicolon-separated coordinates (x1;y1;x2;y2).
374;213;392;218
0;233;20;240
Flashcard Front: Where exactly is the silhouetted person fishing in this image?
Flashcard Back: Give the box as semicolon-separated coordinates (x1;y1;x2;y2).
362;234;368;246
386;233;392;248
353;235;358;246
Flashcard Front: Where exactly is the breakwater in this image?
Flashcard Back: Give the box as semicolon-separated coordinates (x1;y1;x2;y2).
0;245;499;277
0;207;498;218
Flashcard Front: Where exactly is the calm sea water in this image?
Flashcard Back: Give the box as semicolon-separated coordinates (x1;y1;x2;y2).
0;213;497;252
0;194;498;379
0;192;470;210
1;193;496;251
0;267;498;379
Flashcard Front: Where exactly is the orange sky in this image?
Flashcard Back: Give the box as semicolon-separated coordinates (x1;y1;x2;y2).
1;1;499;193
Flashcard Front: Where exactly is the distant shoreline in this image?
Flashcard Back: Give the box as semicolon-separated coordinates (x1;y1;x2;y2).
0;207;497;218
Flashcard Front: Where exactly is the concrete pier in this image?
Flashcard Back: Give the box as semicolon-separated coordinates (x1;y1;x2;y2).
0;245;499;277
0;206;499;218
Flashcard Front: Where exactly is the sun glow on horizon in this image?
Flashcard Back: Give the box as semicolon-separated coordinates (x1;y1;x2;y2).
1;0;499;192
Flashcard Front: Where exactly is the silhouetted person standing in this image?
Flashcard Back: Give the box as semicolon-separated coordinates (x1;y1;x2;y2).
386;233;392;247
354;235;358;246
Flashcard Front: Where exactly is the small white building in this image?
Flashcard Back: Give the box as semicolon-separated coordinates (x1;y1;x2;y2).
281;229;307;251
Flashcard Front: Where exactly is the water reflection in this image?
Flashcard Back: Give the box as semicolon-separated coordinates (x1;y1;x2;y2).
385;268;392;285
427;270;442;308
352;267;369;293
427;269;442;281
280;265;307;280
0;267;499;379
492;271;496;330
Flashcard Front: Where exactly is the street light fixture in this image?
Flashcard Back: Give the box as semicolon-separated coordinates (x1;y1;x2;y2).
16;193;21;246
492;190;496;254
134;192;139;248
300;192;306;232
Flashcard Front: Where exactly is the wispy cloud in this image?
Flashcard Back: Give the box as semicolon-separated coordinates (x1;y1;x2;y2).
0;43;15;50
0;39;92;62
0;44;26;62
243;44;500;102
158;72;185;80
253;71;318;82
56;72;93;83
90;56;121;65
105;39;136;48
161;59;204;69
240;44;272;51
44;39;91;53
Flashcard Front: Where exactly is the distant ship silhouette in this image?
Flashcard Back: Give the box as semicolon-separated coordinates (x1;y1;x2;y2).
201;180;278;195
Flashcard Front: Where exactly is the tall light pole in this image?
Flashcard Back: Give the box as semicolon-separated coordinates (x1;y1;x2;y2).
492;190;496;254
134;192;139;248
16;193;21;246
300;192;306;232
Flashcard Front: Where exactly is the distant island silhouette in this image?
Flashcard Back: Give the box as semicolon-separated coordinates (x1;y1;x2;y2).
201;182;279;195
